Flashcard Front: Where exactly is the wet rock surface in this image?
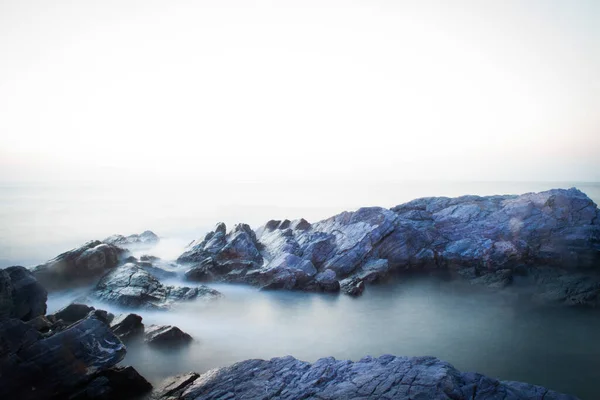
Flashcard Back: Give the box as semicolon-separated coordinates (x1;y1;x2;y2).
89;263;221;310
151;355;579;400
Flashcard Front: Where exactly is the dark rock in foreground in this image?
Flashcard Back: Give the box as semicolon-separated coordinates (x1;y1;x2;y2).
0;316;127;400
32;241;127;288
177;188;600;303
144;324;193;347
152;355;578;399
90;263;220;310
103;230;160;247
69;365;152;400
0;266;47;321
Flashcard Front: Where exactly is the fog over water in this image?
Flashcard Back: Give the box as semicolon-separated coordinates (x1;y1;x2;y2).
46;275;600;400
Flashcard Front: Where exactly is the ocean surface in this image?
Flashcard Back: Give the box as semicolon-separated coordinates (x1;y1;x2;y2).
3;180;600;399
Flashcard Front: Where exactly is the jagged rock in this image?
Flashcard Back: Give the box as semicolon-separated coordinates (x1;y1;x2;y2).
526;267;600;307
175;188;600;301
0;266;47;321
136;261;178;280
90;264;221;310
313;269;340;292
144;325;193;347
103;230;160;247
340;277;365;296
0;316;126;400
259;253;317;290
50;303;95;324
151;355;578;400
110;313;145;341
178;222;263;282
87;309;115;325
32;241;126;288
68;366;152;400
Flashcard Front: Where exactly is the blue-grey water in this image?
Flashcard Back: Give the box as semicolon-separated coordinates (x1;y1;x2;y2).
3;181;600;399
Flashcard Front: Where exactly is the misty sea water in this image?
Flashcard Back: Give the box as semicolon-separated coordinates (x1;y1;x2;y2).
3;180;600;399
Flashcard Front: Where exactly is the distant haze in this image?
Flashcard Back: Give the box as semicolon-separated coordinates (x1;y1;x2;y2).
0;0;599;183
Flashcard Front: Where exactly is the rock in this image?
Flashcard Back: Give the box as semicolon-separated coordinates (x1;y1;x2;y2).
151;355;578;400
177;223;263;273
110;313;145;341
103;230;160;247
25;315;53;333
354;258;390;283
140;255;161;262
340;277;365;296
87;309;115;325
0;316;126;400
471;269;513;289
527;267;600;307
33;241;127;288
144;325;193;347
50;303;95;325
90;264;221;310
175;188;600;300
315;269;340;292
68;366;152;400
0;266;47;321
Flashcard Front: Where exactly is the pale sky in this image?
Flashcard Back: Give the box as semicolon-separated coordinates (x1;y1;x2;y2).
1;0;599;183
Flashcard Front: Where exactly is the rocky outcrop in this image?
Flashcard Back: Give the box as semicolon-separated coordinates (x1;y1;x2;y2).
68;365;152;400
103;230;160;247
0;266;47;321
32;241;127;289
89;263;221;310
144;325;193;347
178;223;263;281
151;355;578;399
110;313;145;342
0;315;127;400
176;188;600;300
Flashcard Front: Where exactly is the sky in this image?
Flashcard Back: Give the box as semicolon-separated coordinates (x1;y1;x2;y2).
0;0;599;183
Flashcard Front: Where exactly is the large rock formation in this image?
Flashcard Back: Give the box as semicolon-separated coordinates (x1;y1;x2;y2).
32;240;127;288
89;263;221;310
0;266;47;321
177;188;600;302
151;355;578;399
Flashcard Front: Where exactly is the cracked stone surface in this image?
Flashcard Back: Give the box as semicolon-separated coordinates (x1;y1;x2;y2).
151;355;579;400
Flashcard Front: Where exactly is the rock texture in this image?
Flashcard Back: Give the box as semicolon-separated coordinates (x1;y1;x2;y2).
151;355;578;400
144;325;193;347
0;316;127;400
176;188;600;301
33;241;127;288
90;263;221;310
103;230;160;247
110;313;145;342
0;266;47;321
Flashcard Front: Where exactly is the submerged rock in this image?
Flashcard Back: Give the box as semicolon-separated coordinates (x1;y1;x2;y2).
152;355;578;399
32;241;127;288
0;266;47;321
90;263;221;310
144;325;193;347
